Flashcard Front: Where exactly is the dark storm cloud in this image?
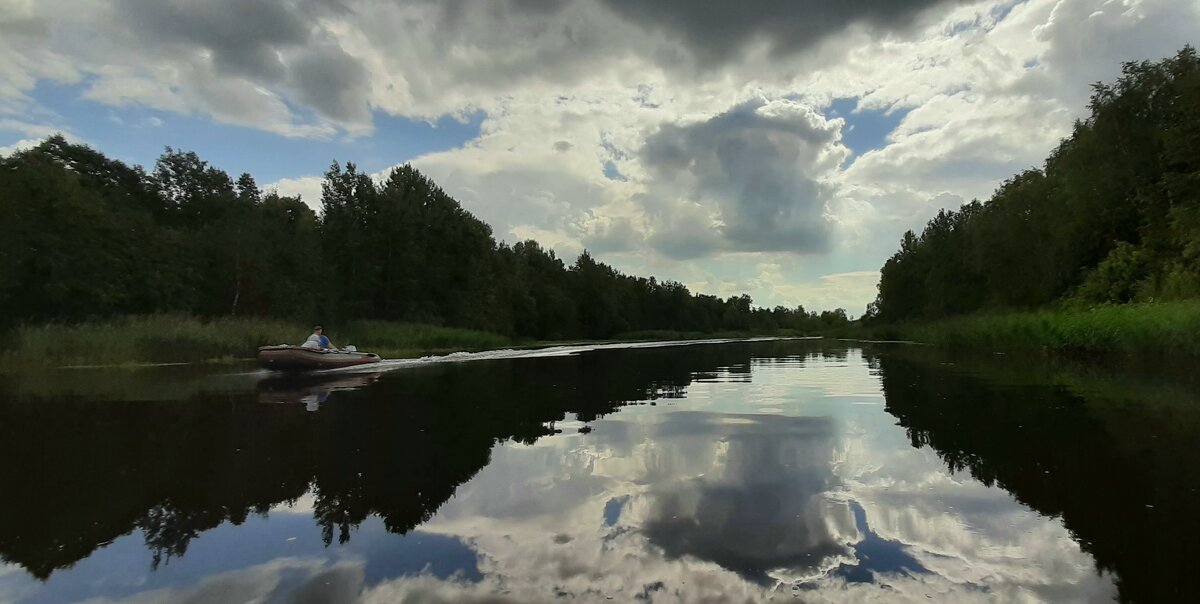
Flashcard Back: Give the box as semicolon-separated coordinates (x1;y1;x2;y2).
110;0;371;127
116;0;310;82
645;210;724;260
582;216;640;254
436;0;569;23
387;0;970;94
90;0;968;134
290;43;372;123
641;98;842;256
0;13;50;39
599;0;970;64
421;0;967;67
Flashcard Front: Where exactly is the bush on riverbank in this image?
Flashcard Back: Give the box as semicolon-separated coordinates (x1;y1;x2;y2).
0;315;513;368
860;301;1200;356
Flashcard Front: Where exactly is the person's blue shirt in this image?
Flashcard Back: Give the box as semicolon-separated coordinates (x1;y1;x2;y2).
303;328;334;350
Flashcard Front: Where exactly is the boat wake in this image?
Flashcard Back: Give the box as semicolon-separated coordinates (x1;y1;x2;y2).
315;336;819;375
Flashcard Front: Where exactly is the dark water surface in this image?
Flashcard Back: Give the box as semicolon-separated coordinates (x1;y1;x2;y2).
1;340;1197;603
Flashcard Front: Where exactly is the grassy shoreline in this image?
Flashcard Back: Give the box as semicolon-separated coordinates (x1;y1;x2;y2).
0;315;514;369
0;315;810;370
853;301;1200;357
10;302;1192;369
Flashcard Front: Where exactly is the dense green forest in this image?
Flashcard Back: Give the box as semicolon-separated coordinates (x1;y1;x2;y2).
870;47;1200;322
1;137;846;340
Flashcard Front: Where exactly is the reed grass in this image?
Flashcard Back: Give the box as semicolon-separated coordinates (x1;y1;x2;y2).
0;314;512;369
866;301;1200;356
2;314;302;367
0;314;821;369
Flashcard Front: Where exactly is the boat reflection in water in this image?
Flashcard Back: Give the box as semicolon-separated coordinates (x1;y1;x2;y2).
256;372;382;411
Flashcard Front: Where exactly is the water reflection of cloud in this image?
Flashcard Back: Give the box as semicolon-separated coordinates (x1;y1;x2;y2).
21;348;1122;603
829;356;1118;601
271;491;319;516
3;514;483;604
398;351;1117;602
77;558;364;604
638;412;857;584
0;564;37;604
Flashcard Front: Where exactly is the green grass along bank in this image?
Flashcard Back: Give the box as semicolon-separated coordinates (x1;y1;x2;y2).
0;315;510;369
0;315;813;369
8;303;1197;369
853;301;1200;357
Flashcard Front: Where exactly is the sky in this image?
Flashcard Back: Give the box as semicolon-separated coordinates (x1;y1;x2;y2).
2;0;1197;314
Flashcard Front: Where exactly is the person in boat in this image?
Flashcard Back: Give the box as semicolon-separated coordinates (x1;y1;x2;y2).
301;325;337;350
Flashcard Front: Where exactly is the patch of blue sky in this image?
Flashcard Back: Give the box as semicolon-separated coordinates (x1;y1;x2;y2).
11;81;484;182
602;160;627;181
831;501;927;584
823;97;910;162
944;0;1023;36
989;0;1024;25
599;136;629;181
603;495;630;526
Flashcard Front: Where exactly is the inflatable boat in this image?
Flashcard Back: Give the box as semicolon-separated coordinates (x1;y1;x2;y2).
256;345;381;372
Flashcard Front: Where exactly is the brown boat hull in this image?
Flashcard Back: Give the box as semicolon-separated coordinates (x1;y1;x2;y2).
256;346;381;372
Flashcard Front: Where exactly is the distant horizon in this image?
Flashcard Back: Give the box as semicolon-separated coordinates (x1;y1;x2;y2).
3;0;1196;313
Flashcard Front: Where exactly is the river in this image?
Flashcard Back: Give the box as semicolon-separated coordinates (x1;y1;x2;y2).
0;339;1195;603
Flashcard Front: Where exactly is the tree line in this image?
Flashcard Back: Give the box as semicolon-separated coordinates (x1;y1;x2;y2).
869;47;1200;322
1;136;849;339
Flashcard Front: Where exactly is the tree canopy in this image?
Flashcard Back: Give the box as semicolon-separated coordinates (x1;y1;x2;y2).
870;47;1200;322
1;136;847;338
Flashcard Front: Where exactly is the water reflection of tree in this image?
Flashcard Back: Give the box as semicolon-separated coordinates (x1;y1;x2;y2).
0;340;818;579
873;350;1200;604
141;505;225;570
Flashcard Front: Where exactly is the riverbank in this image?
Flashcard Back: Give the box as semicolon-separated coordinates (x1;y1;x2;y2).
855;301;1200;356
0;315;512;369
0;315;810;369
